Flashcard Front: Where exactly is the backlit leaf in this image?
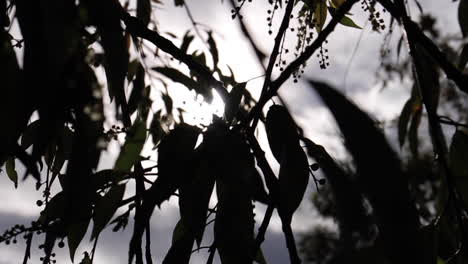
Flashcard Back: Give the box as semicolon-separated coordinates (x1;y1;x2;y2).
20;120;40;149
314;0;328;33
328;6;361;29
450;130;468;202
459;0;468;37
128;63;146;115
309;79;422;263
152;67;203;95
79;252;92;264
458;45;468;70
180;31;194;54
207;31;219;68
5;157;18;188
277;144;309;223
398;97;414;147
114;121;147;172
68;218;91;262
91;184;126;239
265;105;300;163
137;0;151;26
162;220;194;264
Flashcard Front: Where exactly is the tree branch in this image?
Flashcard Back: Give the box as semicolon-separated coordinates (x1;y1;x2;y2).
251;0;296;129
377;0;468;95
117;8;229;101
246;0;359;127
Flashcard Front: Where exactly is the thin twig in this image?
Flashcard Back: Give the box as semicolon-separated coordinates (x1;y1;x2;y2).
117;8;229;101
251;0;296;129
246;0;360;128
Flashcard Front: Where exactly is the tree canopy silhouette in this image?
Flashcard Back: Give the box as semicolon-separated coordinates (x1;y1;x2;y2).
1;0;468;264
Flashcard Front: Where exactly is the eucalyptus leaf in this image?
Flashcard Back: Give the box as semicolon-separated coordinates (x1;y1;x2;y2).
91;184;126;239
5;157;18;188
114;121;147;172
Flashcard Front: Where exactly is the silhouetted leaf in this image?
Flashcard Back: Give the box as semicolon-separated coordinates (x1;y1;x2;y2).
128;63;146;115
207;31;219;68
127;60;141;81
137;0;151;26
277;144;309;223
180;31;194;55
79;252;92;264
174;0;184;7
265;105;300;163
459;0;468;37
91;184;126;239
331;0;345;8
314;0;327;32
68;218;91;262
215;178;254;264
5;157;18;188
309;79;422;263
458;45;468;70
398;98;414;147
225;82;246;123
450;130;468;202
408;107;422;158
152;67;203;95
92;169;126;190
328;7;361;29
250;169;269;205
214;128;256;264
38;192;66;225
114;121;147;172
20;120;40;149
163;220;194;264
179;149;215;246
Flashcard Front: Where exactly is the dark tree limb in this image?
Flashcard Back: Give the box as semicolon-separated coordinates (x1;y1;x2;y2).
116;8;229;102
251;0;296;129
377;0;468;94
246;0;360;128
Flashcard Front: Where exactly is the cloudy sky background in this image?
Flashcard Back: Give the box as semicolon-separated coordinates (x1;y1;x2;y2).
0;0;462;263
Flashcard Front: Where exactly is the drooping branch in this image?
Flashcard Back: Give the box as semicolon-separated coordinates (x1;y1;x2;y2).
251;0;296;129
246;0;360;128
377;0;468;94
116;7;229;101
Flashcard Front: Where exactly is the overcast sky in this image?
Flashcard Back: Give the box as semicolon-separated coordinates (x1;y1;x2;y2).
0;0;462;263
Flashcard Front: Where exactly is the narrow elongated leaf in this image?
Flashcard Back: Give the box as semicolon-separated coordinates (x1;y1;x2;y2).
408;106;422;158
328;6;361;29
162;220;194;264
458;45;468;70
277;144;309;224
225;82;246;123
309;80;422;263
91;184;126;239
314;0;328;32
459;0;468;37
114;121;147;172
5;157;18;188
137;0;151;26
38;192;66;225
207;31;219;68
213;128;256;264
180;31;194;55
68;218;91;262
20;120;40;149
152;67;204;95
450;130;468;202
128;64;146;115
398;97;414;147
131;124;199;256
265;105;300;163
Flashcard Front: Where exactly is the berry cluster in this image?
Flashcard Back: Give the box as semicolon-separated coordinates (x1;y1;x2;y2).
360;0;386;32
